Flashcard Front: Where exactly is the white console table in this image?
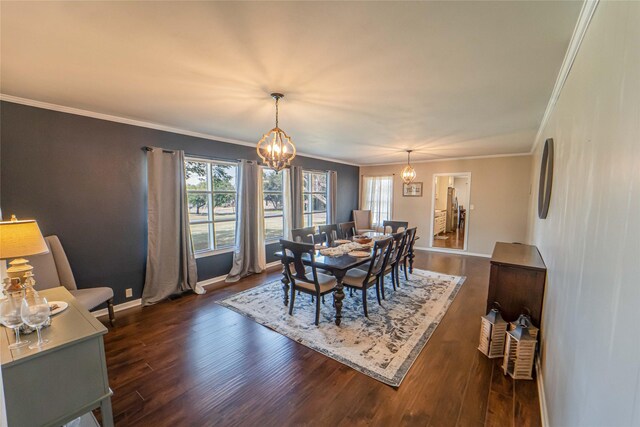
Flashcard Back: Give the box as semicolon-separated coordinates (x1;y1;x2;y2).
0;287;113;426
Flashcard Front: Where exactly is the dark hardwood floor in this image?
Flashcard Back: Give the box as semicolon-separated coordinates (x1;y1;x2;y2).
433;225;466;250
97;250;541;426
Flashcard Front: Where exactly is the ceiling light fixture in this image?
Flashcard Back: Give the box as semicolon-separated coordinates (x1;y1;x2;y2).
401;150;417;183
257;93;296;171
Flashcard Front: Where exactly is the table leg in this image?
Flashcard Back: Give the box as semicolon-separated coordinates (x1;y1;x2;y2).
332;271;346;326
408;246;416;274
281;266;290;306
100;393;114;427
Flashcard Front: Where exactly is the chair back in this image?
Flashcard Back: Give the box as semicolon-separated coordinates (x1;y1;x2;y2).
389;231;407;266
353;210;372;230
280;239;321;293
383;220;409;234
401;227;418;259
27;235;78;291
291;226;316;244
338;222;356;239
318;224;339;245
361;236;394;283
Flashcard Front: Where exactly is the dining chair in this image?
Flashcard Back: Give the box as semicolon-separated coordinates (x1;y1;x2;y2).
318;224;339;245
280;239;337;326
338;222;356;239
380;231;407;299
382;220;409;234
291;226;316;244
352;210;376;234
28;235;116;326
341;236;393;317
399;227;418;280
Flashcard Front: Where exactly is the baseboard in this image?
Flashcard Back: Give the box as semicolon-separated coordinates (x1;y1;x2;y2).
536;356;549;427
414;246;491;258
92;261;282;318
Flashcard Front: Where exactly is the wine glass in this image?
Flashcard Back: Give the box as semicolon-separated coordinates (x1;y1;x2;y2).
20;293;50;349
0;293;30;349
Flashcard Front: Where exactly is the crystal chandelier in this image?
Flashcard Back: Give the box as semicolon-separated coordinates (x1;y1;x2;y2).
401;150;417;183
257;93;296;171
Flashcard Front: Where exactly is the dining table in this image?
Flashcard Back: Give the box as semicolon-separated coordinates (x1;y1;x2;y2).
274;232;418;326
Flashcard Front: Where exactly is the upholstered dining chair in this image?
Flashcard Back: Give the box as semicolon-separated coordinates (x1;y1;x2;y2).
280;239;337;326
28;235;115;326
382;220;409;235
342;236;393;317
291;226;316;244
338;222;356;239
380;231;407;299
318;224;339;245
399;227;418;280
352;210;376;234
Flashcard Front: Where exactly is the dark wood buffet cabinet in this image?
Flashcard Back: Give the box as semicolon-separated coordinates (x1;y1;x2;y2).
487;242;547;327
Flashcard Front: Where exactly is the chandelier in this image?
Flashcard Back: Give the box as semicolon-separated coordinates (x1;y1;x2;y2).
257;93;296;171
401;150;417;183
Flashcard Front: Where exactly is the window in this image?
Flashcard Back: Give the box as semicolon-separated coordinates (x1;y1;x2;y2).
303;170;328;227
185;158;238;253
262;168;284;241
361;175;393;227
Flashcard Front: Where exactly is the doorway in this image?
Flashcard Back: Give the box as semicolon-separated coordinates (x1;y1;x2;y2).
430;173;471;251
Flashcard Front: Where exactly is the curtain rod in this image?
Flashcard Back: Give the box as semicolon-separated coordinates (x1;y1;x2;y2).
143;146;176;154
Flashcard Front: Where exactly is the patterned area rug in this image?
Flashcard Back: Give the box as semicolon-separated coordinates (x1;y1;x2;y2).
217;269;465;387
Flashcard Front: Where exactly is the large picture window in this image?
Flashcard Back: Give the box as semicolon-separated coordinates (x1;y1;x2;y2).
262;168;284;241
361;175;393;227
303;170;328;227
185;158;238;253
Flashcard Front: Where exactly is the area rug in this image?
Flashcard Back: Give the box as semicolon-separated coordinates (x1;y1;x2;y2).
216;269;465;387
434;235;449;240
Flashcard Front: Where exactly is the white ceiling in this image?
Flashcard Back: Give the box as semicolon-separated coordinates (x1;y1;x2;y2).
0;1;582;165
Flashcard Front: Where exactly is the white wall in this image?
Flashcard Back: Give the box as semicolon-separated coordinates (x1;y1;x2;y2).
361;155;531;255
527;2;640;425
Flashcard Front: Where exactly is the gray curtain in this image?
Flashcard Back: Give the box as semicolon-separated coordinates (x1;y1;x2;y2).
226;160;266;282
282;169;293;239
290;165;304;229
142;148;203;306
327;170;338;224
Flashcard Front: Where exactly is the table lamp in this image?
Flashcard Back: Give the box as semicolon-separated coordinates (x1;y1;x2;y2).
0;215;49;290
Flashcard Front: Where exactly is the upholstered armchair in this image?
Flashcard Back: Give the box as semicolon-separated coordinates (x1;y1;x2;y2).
352;210;376;234
28;235;115;326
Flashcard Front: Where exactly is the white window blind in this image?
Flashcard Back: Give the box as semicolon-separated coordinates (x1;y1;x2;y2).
361;176;393;227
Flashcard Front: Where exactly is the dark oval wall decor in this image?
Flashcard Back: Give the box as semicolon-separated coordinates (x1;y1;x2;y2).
538;138;554;219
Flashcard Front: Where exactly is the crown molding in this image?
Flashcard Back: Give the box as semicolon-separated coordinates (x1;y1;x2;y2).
0;94;360;167
530;0;600;154
362;152;531;167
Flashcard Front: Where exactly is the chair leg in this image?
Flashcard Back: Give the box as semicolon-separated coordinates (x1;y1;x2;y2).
311;295;314;303
322;295;325;304
375;280;382;306
391;268;397;291
380;274;386;300
349;288;353;297
395;264;401;288
315;294;321;326
362;287;368;317
404;259;409;280
289;286;296;315
107;298;115;327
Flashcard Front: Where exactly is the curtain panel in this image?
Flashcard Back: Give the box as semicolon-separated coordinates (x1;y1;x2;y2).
290;165;304;229
361;175;394;228
142;148;203;306
327;171;338;224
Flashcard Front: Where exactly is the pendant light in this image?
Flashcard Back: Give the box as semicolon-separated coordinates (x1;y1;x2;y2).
401;150;417;183
257;93;296;171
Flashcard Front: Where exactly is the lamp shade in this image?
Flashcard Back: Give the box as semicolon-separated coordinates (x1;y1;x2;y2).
0;219;49;259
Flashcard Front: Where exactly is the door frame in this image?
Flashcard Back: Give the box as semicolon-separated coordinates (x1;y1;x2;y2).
429;172;472;252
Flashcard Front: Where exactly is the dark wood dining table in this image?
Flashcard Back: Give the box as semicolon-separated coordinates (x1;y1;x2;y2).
273;233;419;326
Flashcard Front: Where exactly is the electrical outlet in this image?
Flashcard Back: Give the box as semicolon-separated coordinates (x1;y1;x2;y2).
470;204;475;210
125;288;133;298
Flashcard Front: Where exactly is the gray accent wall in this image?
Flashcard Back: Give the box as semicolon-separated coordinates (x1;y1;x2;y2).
0;101;359;304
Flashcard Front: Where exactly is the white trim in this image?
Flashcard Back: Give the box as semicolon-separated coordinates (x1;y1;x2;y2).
92;261;282;318
363;152;531;167
0;94;360;167
428;172;472;252
530;0;600;154
536;356;549;427
414;246;491;258
195;247;234;259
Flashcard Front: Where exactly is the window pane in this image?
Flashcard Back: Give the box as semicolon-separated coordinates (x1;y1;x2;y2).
303;172;311;192
303;194;311;214
312;212;326;227
188;194;210;222
213;194;236;221
312;194;326;212
212;164;237;191
313;173;327;193
185;161;209;191
264;194;283;213
214;221;236;248
263;169;283;192
303;214;311;228
265;216;284;240
190;223;211;252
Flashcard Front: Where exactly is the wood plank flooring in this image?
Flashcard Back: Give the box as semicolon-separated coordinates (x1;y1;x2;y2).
97;250;541;426
433;225;466;250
